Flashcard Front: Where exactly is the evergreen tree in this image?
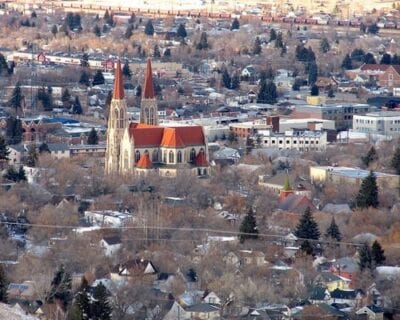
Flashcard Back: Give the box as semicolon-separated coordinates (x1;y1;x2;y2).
327;87;335;98
300;239;314;255
362;146;377;168
92;282;112;320
93;24;101;37
364;53;376;64
0;135;9;161
62;88;72;107
292;78;303;91
5;117;23;145
371;240;386;266
72;96;83;115
275;32;284;49
153;44;161;58
128;13;136;24
177;23;187;38
39;142;50;154
26;144;38;167
367;23;379;34
308;62;318;85
252;36;262;55
257;80;277;104
9;82;22;114
319;37;330;53
122;62;132;79
355;171;379;208
51;24;58;36
71;278;91;320
358;243;372;271
163;48;171;58
124;24;133;39
310;84;319;96
294;207;320;240
92;70;105;86
269;28;277;41
17;166;26;182
37;86;53;111
47;265;72;308
0;265;7;302
222;69;231;89
325;217;342;242
239;207;258;243
196;32;209;50
392;54;400;65
79;70;90;86
380;53;392;65
351;48;365;62
231;17;240;30
391;147;400;174
87;128;99;145
144;20;154;36
341;54;353;70
231;73;240;90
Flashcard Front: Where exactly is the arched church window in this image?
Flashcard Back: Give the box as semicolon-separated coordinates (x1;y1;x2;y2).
190;148;196;162
114;109;119;128
177;151;182;163
163;150;167;163
149;108;155;125
152;150;158;162
135;150;140;163
169;150;174;164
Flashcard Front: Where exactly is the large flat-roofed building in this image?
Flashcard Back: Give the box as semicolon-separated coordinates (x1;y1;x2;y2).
259;130;327;152
353;111;400;137
279;118;335;132
310;166;400;189
293;104;376;130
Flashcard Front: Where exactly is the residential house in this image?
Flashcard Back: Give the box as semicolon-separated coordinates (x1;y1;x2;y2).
356;305;384;320
7;281;36;301
100;236;122;257
110;258;157;283
330;257;359;288
314;272;351;292
293;303;348;319
328;288;363;307
277;194;316;213
308;286;330;304
258;171;312;199
241;65;257;80
358;64;400;89
203;291;221;305
84;210;134;227
164;301;220;320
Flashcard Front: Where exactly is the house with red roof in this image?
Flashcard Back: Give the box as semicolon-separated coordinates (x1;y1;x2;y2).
358;64;400;88
105;59;209;177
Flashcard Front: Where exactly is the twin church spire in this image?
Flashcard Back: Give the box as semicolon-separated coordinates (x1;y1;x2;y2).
105;58;158;174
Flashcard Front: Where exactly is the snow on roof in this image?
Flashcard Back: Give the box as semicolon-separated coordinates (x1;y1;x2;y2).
0;302;39;320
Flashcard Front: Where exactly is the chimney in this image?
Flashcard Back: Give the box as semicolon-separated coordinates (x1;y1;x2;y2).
267;115;280;132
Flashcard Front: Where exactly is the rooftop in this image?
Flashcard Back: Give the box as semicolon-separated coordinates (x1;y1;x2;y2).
314;166;399;179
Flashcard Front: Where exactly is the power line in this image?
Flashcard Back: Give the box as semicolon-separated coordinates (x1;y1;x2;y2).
1;220;396;248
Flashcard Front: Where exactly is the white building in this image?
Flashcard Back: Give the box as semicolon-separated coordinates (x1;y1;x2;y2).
353;111;400;137
279;118;335;132
84;210;134;227
259;130;327;151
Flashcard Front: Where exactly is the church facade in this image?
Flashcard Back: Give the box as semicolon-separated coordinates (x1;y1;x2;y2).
105;59;209;177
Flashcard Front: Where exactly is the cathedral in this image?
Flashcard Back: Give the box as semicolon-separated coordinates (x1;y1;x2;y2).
105;59;209;177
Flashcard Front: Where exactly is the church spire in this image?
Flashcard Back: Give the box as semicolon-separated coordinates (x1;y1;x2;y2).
143;58;155;99
113;60;124;100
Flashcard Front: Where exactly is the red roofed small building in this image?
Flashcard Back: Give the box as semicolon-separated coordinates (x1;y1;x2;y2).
105;59;209;177
358;64;400;88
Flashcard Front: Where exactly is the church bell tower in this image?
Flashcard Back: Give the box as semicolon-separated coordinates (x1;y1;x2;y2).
105;60;128;174
140;59;158;126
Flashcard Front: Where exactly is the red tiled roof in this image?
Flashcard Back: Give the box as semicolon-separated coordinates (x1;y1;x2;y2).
136;152;152;169
195;150;208;166
128;124;205;148
128;123;164;147
160;128;185;147
113;60;124;99
143;58;155;99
